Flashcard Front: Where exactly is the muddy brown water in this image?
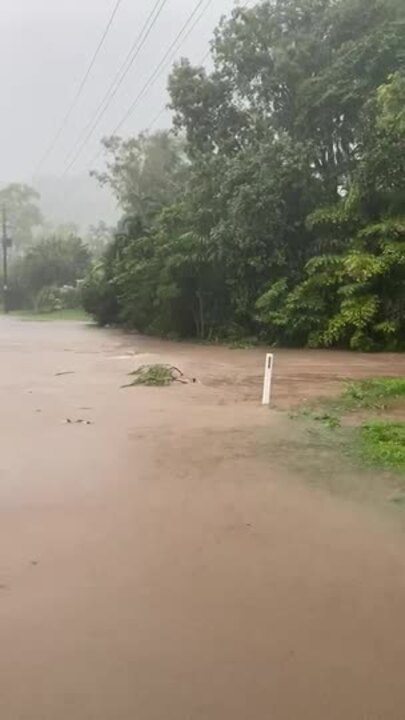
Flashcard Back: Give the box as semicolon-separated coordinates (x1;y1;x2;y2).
1;317;405;720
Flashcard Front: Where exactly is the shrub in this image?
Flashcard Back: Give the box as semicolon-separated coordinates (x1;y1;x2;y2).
35;286;62;313
81;264;120;326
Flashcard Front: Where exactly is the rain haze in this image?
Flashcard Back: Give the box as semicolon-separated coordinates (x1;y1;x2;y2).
0;0;239;226
2;2;405;718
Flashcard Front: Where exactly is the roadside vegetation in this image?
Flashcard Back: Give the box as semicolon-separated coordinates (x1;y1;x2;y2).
82;0;404;352
0;185;112;318
5;235;91;314
361;422;405;472
294;379;405;473
3;1;404;346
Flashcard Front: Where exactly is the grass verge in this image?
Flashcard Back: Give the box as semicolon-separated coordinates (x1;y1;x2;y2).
360;422;405;471
294;378;405;474
339;378;405;411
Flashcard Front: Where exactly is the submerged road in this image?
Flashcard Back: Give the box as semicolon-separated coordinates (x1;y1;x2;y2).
1;318;405;719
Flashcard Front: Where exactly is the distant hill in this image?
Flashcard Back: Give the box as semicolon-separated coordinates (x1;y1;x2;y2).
33;175;119;233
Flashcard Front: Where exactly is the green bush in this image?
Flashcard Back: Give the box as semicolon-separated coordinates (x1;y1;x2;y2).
3;235;91;312
59;285;81;309
35;286;62;313
34;285;83;314
81;263;120;326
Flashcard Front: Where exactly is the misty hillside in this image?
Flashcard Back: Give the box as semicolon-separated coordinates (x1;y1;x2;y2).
33;175;118;232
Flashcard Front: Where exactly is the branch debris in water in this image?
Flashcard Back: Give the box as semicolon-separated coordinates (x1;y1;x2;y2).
123;364;196;388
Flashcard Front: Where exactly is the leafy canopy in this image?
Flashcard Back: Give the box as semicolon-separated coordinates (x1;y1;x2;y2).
84;0;405;349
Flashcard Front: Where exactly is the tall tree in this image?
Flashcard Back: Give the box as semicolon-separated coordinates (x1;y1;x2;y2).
256;71;405;350
86;221;114;257
170;0;404;196
84;0;405;347
22;235;90;294
0;184;43;252
91;131;188;224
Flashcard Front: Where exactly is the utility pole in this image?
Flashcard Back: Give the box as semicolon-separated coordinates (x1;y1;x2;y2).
2;206;12;313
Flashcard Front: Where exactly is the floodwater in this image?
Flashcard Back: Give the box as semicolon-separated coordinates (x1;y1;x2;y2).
1;317;405;720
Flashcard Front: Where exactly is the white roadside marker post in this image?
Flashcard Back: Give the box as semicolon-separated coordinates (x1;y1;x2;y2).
262;353;274;406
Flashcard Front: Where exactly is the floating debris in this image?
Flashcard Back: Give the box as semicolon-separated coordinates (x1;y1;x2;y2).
122;364;196;388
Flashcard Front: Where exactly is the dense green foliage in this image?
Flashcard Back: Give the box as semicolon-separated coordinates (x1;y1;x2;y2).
84;0;405;349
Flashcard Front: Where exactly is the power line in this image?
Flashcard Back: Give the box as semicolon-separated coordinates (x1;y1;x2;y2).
63;0;169;171
66;0;210;174
33;0;124;177
112;0;209;136
145;0;256;133
147;105;167;132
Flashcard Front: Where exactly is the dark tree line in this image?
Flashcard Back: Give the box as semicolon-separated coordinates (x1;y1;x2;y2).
83;0;405;350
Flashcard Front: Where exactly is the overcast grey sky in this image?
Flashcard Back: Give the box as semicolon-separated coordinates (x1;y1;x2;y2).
0;0;241;183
